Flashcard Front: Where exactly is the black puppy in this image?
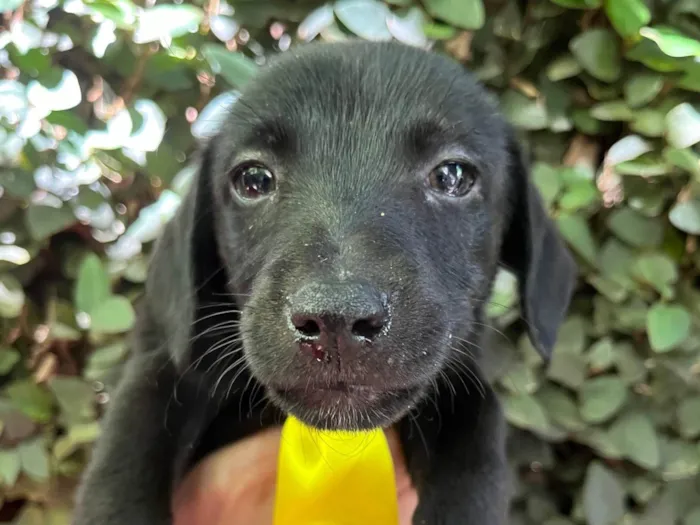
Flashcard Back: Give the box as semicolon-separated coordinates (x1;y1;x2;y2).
72;40;576;525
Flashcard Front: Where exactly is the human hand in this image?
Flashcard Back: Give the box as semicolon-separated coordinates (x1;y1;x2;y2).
172;426;418;525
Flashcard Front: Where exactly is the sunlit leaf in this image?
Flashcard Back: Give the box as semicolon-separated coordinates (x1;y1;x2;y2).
0;274;25;319
640;26;700;58
669;200;700;234
133;4;204;44
665;103;700;149
334;0;392;41
26;69;82;112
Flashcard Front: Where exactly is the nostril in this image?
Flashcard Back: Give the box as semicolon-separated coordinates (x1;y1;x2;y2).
351;317;385;340
292;315;322;338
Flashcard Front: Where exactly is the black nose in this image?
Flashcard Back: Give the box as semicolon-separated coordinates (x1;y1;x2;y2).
288;281;389;342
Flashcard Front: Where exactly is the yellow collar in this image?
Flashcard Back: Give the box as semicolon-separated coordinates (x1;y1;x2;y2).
273;415;400;525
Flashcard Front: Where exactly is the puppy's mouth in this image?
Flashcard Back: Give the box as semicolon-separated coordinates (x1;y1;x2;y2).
268;381;424;431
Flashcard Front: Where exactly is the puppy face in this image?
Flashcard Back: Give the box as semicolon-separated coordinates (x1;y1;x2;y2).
160;41;576;431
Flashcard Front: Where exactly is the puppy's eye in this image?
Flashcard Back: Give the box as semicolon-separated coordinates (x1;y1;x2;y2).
230;164;276;200
427;162;476;197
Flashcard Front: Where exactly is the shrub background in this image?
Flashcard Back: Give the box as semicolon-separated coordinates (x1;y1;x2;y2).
1;0;700;523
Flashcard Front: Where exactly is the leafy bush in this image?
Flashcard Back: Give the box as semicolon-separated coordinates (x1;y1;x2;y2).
1;0;699;523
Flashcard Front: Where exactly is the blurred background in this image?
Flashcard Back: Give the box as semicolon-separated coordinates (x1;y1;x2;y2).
1;0;699;523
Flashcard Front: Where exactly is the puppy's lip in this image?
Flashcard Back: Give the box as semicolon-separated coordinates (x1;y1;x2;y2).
269;381;420;408
272;382;384;398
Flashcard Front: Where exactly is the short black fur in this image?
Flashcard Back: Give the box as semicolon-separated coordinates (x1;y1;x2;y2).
72;40;577;525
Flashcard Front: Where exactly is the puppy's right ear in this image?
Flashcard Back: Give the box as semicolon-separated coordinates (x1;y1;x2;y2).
142;140;226;370
499;128;578;363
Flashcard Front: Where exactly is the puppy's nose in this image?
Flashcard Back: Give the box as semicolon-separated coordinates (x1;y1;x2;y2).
288;281;389;343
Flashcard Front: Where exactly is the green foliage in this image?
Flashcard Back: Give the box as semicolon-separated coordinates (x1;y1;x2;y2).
0;0;699;522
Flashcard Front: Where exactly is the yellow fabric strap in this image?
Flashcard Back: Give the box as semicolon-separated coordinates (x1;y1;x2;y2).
273;415;400;525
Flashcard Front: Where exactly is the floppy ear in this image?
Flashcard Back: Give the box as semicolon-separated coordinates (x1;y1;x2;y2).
499;129;578;362
142;140;229;370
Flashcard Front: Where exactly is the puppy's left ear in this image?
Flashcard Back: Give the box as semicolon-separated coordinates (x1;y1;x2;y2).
499;128;578;362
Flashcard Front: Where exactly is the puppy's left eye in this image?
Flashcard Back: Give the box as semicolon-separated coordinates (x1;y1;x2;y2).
427;162;476;197
230;164;277;201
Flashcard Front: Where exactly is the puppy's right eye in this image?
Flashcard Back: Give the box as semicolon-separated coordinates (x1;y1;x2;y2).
230;164;277;201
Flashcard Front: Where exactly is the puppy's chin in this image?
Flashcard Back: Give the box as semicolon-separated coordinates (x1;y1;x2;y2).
267;383;426;431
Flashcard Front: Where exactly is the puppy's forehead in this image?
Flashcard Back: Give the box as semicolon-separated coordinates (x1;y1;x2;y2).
224;41;507;166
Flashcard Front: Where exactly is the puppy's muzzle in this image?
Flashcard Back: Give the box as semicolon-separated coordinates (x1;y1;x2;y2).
286;280;391;363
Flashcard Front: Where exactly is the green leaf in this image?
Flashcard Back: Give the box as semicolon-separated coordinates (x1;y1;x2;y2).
570;29;622;83
88;295;136;335
664;147;700;178
47;376;97;427
18;437;50;481
201;44;258;89
5;380;54;423
587;338;616;372
677;396;700;439
632;253;678;297
532;163;562;205
647;303;691;352
669;200;700;234
624;73;665;107
133;4;204;44
500;362;539;394
334;0;392;41
559;181;599;211
503;393;551;434
615;153;670;176
679;64;700;92
631;109;667;136
604;0;651;38
537;386;586;432
546;54;583;81
0;448;21;486
579;376;627;423
423;0;485;30
661;440;700;481
665;103;700;149
582;461;626;525
53;421;102;460
551;0;601;8
640;26;700;58
0;274;25;318
556;214;597;266
607;208;664;248
74;253;111;316
609;411;660;469
86;0;138;29
501;90;549;130
636;492;677;524
686;508;700;525
0;346;20;374
615;343;647;384
591;101;634;121
547;352;587;389
25;204;76;241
